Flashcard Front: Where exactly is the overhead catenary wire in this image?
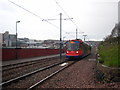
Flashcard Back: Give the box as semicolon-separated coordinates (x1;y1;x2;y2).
54;0;88;40
42;13;73;35
8;0;59;29
54;0;84;33
8;0;85;40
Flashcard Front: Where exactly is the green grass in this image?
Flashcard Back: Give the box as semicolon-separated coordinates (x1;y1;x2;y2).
98;44;120;67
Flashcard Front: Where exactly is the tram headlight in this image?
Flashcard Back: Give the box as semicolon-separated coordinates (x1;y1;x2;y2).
76;51;79;53
66;51;69;53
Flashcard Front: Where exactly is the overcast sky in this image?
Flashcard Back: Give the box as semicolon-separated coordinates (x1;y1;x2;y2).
0;0;119;41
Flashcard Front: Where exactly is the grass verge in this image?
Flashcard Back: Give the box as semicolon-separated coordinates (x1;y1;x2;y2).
98;44;119;67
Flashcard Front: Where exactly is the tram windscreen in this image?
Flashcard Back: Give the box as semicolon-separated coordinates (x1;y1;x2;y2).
67;41;79;51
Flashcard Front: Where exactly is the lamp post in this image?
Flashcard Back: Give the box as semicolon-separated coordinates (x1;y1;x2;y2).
16;21;20;59
16;21;20;48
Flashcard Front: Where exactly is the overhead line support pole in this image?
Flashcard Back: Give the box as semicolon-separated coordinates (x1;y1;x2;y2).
60;13;62;59
83;35;87;42
76;29;78;39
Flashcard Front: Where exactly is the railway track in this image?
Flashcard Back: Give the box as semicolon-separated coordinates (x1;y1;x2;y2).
2;57;65;82
1;59;77;89
27;61;77;90
2;56;60;71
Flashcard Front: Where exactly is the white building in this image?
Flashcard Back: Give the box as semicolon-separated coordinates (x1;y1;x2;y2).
0;31;17;48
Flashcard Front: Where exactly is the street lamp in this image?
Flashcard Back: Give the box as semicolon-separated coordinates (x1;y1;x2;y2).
16;21;20;48
16;21;20;59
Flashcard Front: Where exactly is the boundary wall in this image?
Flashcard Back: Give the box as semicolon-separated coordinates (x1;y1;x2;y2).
2;48;60;60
